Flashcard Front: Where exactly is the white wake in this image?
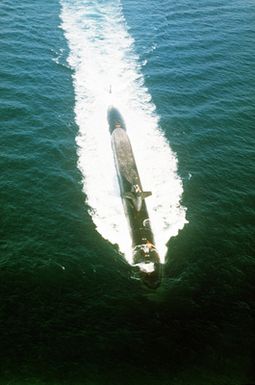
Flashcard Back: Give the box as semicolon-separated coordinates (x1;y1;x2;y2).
60;0;187;263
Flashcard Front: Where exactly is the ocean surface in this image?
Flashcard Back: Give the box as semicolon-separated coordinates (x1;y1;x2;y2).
1;0;254;384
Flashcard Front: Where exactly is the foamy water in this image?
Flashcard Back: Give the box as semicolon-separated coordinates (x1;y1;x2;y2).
60;0;187;263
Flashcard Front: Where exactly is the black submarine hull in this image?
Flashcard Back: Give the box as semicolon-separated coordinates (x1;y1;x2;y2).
108;107;161;288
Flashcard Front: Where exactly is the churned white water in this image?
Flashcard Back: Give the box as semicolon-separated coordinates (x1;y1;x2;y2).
60;0;187;263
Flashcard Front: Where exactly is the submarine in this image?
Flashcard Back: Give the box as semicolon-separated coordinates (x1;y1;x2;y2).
108;106;161;288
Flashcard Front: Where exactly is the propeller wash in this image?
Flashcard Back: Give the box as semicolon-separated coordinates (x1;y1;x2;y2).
60;0;188;265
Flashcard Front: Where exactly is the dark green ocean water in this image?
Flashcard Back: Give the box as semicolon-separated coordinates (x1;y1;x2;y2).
1;0;255;384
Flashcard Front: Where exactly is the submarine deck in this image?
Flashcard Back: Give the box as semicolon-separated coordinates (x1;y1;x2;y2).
111;127;140;186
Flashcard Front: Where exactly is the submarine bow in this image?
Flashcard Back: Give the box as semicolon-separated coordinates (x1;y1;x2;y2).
107;106;161;288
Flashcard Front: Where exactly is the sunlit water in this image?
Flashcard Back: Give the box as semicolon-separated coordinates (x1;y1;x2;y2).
1;0;255;381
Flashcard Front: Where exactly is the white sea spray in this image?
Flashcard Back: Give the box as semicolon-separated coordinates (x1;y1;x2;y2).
60;0;188;263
